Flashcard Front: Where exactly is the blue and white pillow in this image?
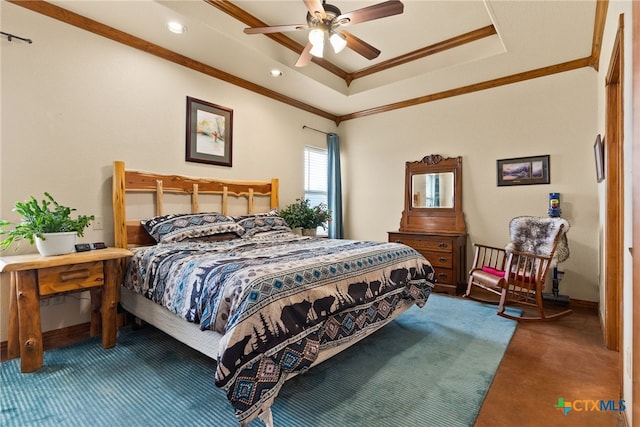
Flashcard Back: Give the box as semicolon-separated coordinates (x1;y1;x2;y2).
142;212;243;243
233;210;291;238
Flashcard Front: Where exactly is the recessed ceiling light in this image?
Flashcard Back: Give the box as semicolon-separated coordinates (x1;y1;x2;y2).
167;21;187;34
269;69;283;77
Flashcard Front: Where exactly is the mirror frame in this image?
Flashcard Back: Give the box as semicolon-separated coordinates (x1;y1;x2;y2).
399;154;467;234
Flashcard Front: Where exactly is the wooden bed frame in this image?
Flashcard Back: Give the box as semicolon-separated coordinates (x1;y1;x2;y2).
112;160;282;358
112;160;279;249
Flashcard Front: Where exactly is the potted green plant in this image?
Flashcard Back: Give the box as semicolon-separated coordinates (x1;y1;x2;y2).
0;192;94;256
280;198;331;237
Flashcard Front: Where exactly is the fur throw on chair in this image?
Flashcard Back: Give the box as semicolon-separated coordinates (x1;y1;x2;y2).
505;216;570;264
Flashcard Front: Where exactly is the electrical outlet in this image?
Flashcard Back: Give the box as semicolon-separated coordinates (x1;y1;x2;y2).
93;216;103;230
50;295;65;305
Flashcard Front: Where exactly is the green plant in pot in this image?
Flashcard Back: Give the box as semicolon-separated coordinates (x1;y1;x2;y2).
280;198;331;236
0;192;94;256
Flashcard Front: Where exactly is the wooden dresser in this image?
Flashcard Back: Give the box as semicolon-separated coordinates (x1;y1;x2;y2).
388;231;466;295
389;154;468;295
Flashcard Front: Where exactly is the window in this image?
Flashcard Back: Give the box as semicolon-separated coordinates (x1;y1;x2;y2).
304;145;328;233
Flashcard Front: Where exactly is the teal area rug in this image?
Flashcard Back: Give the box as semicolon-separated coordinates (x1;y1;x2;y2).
1;295;520;427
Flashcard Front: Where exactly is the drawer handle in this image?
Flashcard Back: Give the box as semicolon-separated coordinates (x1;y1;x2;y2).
395;240;403;244
438;273;447;278
60;269;90;282
438;257;448;263
438;243;447;248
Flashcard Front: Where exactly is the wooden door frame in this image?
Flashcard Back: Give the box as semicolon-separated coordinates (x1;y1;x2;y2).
603;16;623;352
632;2;639;424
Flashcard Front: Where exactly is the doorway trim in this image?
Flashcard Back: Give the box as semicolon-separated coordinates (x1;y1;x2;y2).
603;16;624;352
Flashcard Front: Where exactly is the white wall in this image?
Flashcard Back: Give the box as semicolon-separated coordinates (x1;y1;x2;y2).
341;68;599;303
0;3;336;340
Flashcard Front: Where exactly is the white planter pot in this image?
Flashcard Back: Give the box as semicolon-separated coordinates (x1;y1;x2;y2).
35;232;78;256
302;228;317;237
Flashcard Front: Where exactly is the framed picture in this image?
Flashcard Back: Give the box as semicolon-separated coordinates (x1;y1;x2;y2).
186;96;233;167
497;155;550;186
593;134;604;183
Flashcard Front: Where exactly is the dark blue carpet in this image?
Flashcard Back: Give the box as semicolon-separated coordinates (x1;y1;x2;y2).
1;295;519;426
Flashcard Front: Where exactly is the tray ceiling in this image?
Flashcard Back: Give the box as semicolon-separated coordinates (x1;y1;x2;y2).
42;0;598;119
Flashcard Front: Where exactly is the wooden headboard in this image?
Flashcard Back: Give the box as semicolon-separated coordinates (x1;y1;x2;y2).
112;161;279;248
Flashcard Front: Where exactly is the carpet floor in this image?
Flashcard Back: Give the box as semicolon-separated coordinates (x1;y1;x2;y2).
1;294;519;427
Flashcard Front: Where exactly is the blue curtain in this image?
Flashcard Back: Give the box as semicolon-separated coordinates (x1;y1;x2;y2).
327;133;343;239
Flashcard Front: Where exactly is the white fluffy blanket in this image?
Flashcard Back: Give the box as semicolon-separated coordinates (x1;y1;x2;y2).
505;216;570;264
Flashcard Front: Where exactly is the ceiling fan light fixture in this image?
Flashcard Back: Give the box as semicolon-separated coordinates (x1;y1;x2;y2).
329;32;347;54
308;28;325;46
243;0;405;66
308;28;325;57
309;41;324;58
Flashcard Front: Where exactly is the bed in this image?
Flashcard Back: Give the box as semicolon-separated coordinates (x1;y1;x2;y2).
112;161;436;426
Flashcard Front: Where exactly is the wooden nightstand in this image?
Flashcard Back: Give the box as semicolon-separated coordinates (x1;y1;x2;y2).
0;247;132;373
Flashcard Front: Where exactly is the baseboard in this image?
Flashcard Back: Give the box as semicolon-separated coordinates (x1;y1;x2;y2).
568;298;599;312
0;322;91;362
541;295;598;312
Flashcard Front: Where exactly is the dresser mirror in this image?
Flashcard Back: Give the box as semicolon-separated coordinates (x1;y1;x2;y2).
411;172;455;208
400;154;466;234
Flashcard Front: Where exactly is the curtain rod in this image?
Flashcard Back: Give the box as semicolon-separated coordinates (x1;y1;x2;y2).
1;31;32;44
302;125;329;135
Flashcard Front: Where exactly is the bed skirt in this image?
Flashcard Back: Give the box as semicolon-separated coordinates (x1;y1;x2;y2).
120;285;415;368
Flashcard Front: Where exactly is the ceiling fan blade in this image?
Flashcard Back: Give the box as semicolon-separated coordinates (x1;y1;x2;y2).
304;0;326;20
336;0;404;26
295;43;313;67
244;24;308;35
342;31;381;60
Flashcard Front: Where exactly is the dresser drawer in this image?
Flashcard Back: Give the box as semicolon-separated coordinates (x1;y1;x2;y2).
392;236;453;252
38;261;104;296
421;251;453;269
432;267;453;284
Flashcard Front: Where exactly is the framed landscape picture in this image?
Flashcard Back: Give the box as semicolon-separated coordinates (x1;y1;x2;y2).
186;96;233;167
497;155;550;186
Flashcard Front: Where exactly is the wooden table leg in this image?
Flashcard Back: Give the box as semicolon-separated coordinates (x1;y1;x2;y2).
15;270;43;373
89;287;103;338
100;259;118;348
7;272;20;359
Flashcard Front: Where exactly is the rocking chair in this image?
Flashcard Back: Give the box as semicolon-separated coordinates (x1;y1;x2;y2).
464;216;573;321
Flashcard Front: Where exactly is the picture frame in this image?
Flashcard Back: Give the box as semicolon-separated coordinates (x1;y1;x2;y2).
186;96;233;167
496;155;550;186
593;134;604;183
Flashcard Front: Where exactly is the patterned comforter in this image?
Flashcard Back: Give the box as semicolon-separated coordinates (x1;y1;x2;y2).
124;232;435;425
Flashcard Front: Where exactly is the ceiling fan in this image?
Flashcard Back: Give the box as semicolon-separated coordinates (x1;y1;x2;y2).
243;0;404;67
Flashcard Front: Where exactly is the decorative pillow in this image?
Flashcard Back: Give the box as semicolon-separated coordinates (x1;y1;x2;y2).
232;209;281;221
142;212;244;243
233;211;291;238
183;232;240;243
481;266;505;277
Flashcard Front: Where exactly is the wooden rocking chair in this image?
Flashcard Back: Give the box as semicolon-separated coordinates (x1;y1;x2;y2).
464;216;573;321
